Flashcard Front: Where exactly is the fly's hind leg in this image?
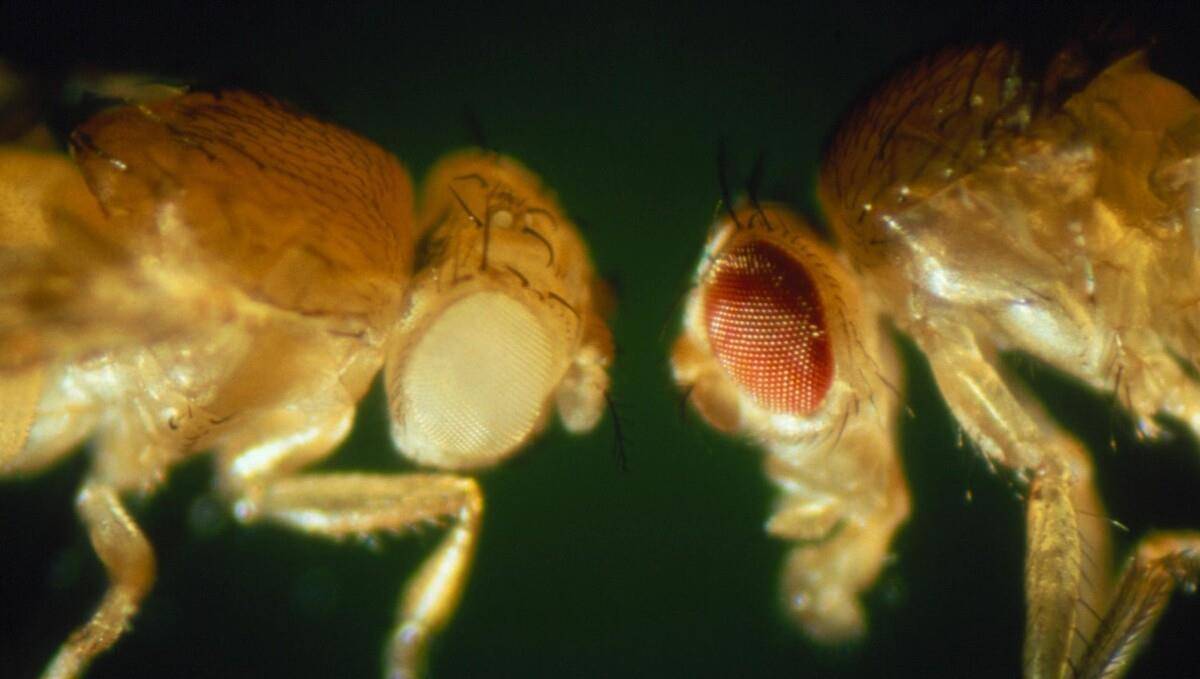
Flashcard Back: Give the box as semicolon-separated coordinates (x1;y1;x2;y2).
218;404;484;679
41;482;156;679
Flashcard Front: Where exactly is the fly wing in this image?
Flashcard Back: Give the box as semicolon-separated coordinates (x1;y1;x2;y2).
0;148;218;371
69;91;415;328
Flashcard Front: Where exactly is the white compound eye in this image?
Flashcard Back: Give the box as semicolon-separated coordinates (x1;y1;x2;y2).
389;149;610;470
390;291;559;469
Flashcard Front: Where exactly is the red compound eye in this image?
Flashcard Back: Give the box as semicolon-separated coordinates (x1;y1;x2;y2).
703;240;833;415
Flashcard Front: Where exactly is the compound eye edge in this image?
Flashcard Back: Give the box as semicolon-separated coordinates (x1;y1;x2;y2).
702;240;834;415
390;290;561;468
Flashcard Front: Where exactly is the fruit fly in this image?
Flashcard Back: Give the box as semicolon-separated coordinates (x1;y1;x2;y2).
675;44;1200;678
672;203;910;641
0;87;611;678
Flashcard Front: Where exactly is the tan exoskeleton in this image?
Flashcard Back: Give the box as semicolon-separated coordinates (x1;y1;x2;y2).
818;44;1200;677
671;203;910;641
0;88;611;678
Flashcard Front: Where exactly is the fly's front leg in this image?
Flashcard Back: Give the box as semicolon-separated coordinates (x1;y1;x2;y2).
772;490;909;641
1025;464;1087;679
217;403;482;679
41;482;156;679
231;472;482;679
913;316;1050;470
914;317;1116;678
765;425;910;641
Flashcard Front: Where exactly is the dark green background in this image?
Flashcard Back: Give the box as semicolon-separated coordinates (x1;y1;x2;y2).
1;2;1199;678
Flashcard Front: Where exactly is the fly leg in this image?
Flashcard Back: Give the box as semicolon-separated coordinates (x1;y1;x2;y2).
1024;449;1109;679
914;317;1114;678
1027;471;1200;679
764;419;910;641
1074;532;1200;679
913;317;1051;470
1106;333;1200;442
217;403;483;679
232;473;483;679
40;482;156;679
770;484;909;641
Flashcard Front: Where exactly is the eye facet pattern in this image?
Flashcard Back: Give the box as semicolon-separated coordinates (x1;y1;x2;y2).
0;75;613;679
400;291;558;464
703;240;833;415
